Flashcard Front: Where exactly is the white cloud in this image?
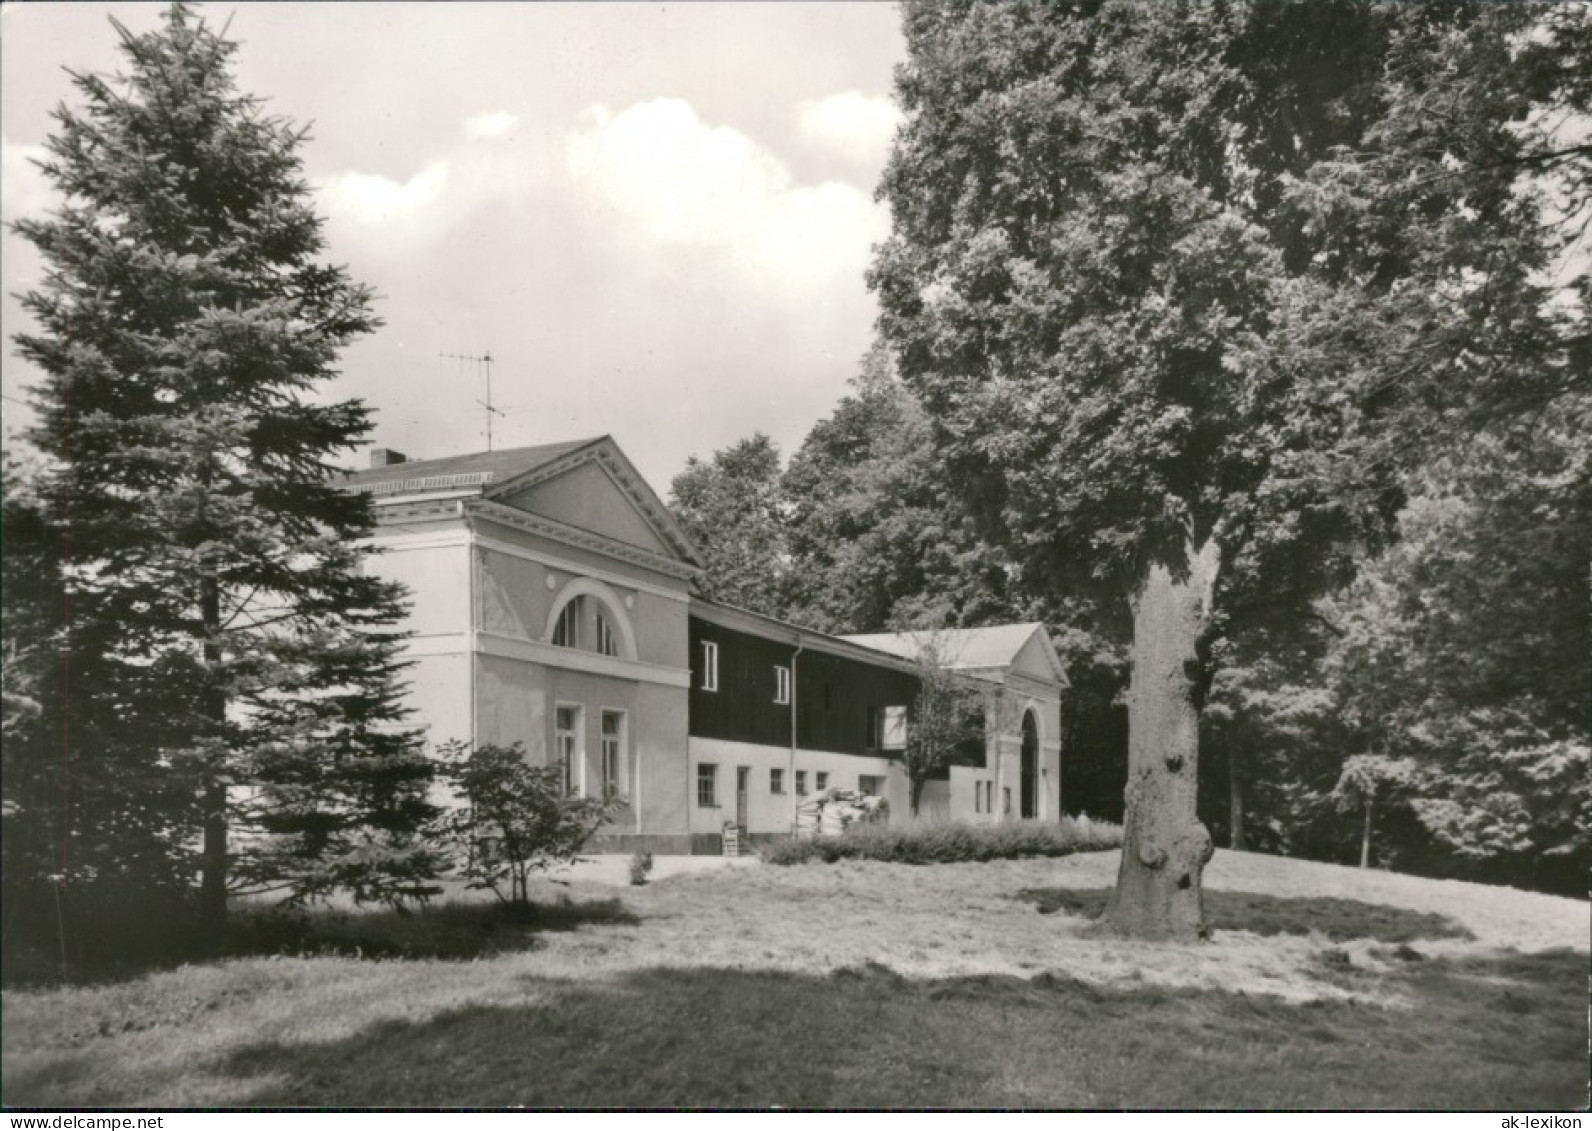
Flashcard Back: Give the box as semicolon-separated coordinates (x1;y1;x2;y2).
1;137;56;221
317;161;451;229
794;91;900;167
465;111;519;140
565;98;886;292
314;133;544;254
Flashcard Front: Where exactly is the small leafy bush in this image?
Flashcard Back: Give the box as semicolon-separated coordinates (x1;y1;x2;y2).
629;850;654;886
436;741;622;905
763;816;1121;865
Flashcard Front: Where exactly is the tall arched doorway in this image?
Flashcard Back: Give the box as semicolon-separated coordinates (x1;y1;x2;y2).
1020;710;1039;819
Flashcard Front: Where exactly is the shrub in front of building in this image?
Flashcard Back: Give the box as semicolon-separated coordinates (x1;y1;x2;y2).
762;815;1121;865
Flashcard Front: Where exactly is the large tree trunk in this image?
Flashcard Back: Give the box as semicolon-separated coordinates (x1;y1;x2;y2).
1096;539;1219;942
1228;745;1245;851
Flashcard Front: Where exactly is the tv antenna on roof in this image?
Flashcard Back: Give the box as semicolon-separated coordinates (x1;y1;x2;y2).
442;350;500;451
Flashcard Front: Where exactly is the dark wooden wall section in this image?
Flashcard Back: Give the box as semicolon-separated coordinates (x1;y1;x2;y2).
688;617;921;757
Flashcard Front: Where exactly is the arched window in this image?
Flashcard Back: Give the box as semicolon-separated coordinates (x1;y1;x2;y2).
595;612;619;657
544;578;638;661
1020;708;1040;819
552;596;583;648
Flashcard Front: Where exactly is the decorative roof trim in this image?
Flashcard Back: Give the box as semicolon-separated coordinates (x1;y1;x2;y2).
342;471;494;497
368;498;467;526
466;499;699;582
484;437;702;567
1020;628;1070;687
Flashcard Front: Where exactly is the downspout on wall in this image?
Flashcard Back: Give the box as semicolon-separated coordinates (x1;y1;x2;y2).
789;632;804;834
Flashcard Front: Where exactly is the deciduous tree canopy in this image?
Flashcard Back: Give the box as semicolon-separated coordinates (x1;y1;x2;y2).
870;0;1588;935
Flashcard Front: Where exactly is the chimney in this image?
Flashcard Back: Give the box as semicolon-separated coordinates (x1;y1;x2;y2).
370;448;407;468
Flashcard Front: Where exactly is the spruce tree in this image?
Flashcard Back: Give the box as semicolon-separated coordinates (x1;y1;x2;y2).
10;3;439;938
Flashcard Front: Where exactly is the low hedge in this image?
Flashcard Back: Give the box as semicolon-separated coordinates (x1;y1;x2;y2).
761;816;1122;866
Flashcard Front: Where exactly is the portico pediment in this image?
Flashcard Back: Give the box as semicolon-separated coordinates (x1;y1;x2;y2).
486;437;700;567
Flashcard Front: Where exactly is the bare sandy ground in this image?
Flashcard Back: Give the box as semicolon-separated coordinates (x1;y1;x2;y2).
530;849;1588;1002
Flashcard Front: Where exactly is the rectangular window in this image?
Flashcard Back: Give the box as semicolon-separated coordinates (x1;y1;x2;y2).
697;762;718;807
774;664;791;705
859;774;884;797
701;640;719;692
555;704;581;796
1003;786;1012;816
600;710;624;799
771;768;785;794
881;705;908;751
974;781;983;814
795;770;808;796
552;597;582;648
596;614;619;657
815;771;829;793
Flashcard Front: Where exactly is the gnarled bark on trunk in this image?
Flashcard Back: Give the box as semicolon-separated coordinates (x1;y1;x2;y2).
1096;538;1220;941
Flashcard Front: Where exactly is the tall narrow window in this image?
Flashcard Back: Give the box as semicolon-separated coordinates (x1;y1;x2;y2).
773;665;791;705
815;771;829;793
552;596;583;648
771;768;785;794
555;705;581;796
600;710;624;799
595;614;619;657
795;770;808;796
697;762;718;807
701;640;719;691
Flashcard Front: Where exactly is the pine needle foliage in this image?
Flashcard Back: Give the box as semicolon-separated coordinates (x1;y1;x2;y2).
7;3;441;942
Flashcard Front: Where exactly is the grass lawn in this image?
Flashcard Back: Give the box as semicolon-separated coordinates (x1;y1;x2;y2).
3;850;1586;1109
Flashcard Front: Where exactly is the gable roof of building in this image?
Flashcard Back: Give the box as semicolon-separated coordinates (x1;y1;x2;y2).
838;623;1066;685
338;435;701;568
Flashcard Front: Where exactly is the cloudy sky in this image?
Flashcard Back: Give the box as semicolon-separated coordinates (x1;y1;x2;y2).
1;2;906;490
